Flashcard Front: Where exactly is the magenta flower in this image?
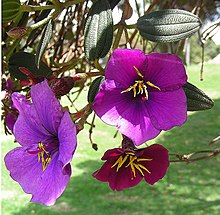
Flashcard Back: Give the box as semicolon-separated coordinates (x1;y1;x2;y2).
93;49;187;145
93;144;169;190
4;80;77;206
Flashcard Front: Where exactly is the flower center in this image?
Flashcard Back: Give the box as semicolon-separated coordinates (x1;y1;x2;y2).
121;66;161;100
27;142;52;171
111;151;152;180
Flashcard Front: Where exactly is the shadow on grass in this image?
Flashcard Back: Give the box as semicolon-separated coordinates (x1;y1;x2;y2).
11;99;220;215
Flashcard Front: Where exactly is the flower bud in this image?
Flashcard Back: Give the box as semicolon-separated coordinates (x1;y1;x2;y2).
7;27;27;39
122;0;133;21
50;77;75;97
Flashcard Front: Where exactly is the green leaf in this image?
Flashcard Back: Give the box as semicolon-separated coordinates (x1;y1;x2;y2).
35;19;54;68
9;52;52;80
2;0;21;23
87;76;105;103
183;82;214;111
137;9;201;43
84;0;113;61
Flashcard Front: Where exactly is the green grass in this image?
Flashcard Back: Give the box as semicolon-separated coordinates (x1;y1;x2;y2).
1;64;220;215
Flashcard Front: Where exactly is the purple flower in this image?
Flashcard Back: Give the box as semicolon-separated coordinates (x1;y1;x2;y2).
93;144;169;190
93;49;187;145
4;80;77;206
5;106;19;132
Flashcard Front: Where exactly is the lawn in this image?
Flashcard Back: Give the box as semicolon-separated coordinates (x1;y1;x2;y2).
1;64;220;215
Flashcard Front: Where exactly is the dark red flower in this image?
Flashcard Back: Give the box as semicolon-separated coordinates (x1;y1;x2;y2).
93;144;169;190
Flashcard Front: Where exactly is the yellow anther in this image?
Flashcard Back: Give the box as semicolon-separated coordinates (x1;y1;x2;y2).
138;163;151;174
133;163;145;176
133;66;144;78
129;161;136;178
146;81;161;91
111;156;122;169
125;156;137;168
125;152;135;156
137;158;153;162
38;152;41;162
111;154;129;172
121;80;149;99
37;142;51;171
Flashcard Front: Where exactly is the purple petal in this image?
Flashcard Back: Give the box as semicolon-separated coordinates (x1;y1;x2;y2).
4;147;71;206
31;80;63;135
142;53;187;91
105;48;147;87
147;89;187;130
138;144;169;185
58;111;77;169
93;80;160;145
12;93;51;146
5;111;18;132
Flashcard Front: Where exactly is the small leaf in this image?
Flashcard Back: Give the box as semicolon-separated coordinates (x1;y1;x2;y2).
84;0;113;61
88;76;105;103
35;19;54;68
9;52;52;80
183;82;214;111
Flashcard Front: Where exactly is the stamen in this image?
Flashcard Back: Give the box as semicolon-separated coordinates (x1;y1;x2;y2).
133;66;144;78
111;154;129;172
125;152;135;156
121;80;149;99
137;158;152;162
138;163;151;174
125;156;137;167
146;81;161;91
121;66;161;100
133;163;145;176
129;161;136;178
111;152;152;179
37;142;51;171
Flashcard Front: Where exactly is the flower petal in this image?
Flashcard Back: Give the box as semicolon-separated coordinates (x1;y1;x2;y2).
101;148;124;160
12;93;51;146
93;158;142;191
93;80;160;145
4;147;71;206
108;164;143;190
58;111;77;168
31;80;63;135
105;48;147;87
142;53;187;91
5;110;18;132
147;89;187;130
137;144;169;185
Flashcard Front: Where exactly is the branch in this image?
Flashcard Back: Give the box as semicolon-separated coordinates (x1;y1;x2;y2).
169;148;220;163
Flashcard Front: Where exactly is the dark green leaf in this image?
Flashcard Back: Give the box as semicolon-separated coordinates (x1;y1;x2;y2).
87;76;105;103
9;52;52;80
35;19;54;68
183;82;214;111
84;0;113;61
